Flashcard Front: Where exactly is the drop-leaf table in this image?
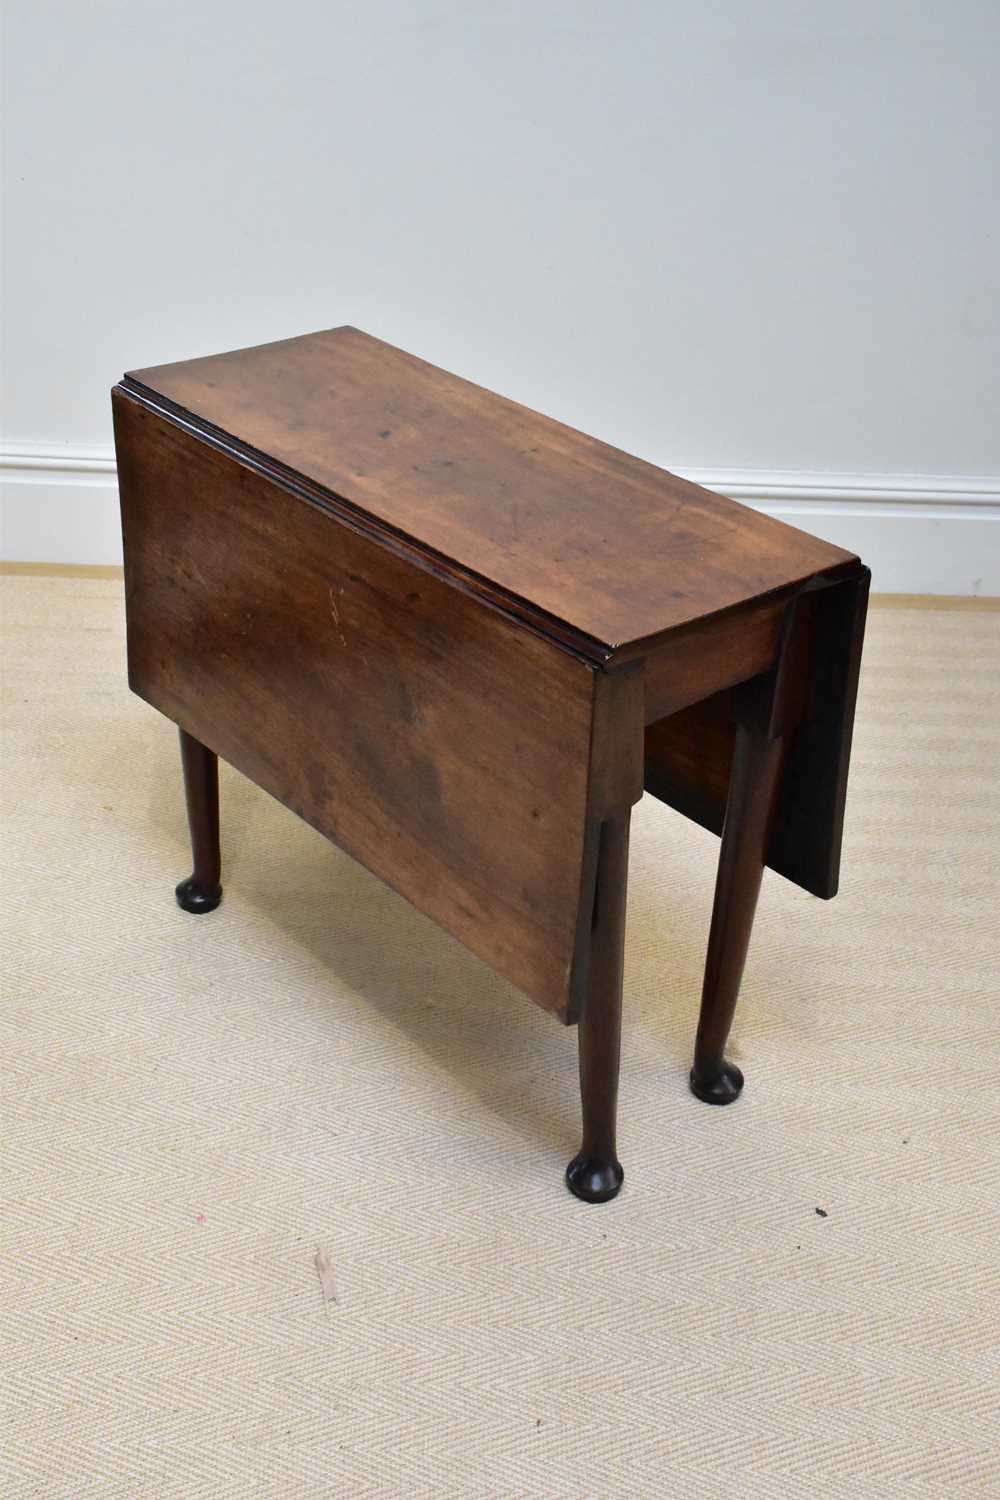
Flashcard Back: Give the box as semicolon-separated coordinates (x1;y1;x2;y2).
112;328;868;1203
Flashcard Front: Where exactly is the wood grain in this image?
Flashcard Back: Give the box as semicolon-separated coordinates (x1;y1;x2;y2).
641;591;789;723
124;327;856;655
114;389;603;1018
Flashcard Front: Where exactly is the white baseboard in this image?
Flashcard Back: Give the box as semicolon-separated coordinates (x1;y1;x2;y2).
1;445;122;567
2;445;998;594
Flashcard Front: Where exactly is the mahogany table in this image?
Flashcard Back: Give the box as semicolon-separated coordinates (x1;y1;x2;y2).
112;328;869;1203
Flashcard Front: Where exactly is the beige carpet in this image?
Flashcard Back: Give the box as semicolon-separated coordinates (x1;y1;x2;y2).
2;571;999;1498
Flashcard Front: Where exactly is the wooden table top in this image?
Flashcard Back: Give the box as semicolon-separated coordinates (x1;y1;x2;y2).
124;327;855;659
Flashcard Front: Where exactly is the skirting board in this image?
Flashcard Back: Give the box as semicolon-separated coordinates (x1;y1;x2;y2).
2;446;998;595
2;447;123;569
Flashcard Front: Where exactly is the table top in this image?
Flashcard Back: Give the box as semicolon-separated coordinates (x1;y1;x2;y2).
124;327;856;657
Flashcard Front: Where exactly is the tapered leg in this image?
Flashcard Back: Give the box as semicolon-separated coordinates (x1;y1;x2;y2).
566;810;630;1203
690;724;784;1103
175;728;222;914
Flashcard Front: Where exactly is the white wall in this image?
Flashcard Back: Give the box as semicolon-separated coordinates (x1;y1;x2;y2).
3;0;998;589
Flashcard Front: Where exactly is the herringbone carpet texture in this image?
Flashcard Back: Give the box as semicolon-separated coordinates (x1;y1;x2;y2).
2;572;998;1498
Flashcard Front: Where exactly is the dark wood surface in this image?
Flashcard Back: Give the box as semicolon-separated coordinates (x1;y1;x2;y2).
175;729;223;914
643;566;869;899
114;329;870;1195
766;569;871;897
114;389;609;1019
565;811;630;1203
124;327;857;657
641;589;789;723
690;725;785;1105
686;612;813;1105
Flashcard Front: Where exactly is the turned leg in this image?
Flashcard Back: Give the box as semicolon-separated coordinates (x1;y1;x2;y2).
566;810;630;1203
690;722;785;1103
175;727;222;914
